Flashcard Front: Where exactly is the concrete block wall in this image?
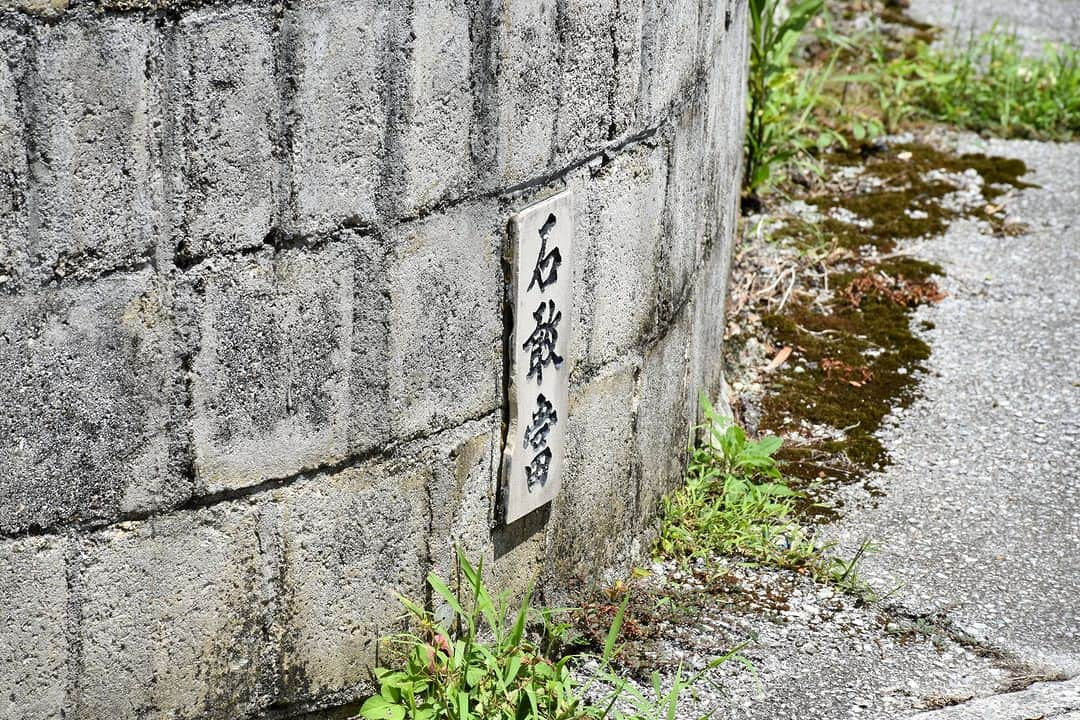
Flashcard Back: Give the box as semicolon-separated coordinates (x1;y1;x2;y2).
0;0;748;716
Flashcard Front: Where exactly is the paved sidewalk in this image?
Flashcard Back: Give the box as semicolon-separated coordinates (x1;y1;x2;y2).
826;133;1080;678
822;2;1080;714
908;0;1080;47
912;676;1080;719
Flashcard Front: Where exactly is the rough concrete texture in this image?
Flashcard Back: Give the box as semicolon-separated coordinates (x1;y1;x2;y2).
0;536;68;720
908;0;1080;48
172;5;277;261
0;0;748;715
77;505;276;718
912;676;1080;719
185;244;354;492
0;270;186;533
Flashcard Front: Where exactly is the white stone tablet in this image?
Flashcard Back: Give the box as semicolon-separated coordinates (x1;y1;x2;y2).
502;190;573;525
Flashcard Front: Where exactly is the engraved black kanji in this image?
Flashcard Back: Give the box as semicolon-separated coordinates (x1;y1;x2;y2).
525;447;552;491
522;299;563;384
526;214;562;293
523;393;558;451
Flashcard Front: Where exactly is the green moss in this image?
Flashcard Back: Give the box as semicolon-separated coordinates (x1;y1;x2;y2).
758;256;942;483
789;143;1034;252
758;142;1033;500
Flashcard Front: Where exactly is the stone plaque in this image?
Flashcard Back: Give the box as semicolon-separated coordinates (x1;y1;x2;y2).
501;191;573;525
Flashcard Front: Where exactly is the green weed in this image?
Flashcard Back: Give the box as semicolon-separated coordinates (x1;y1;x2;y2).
656;393;877;600
913;30;1079;139
657;392;815;570
745;0;845;194
829;19;1078;141
358;548;747;720
745;6;1078;196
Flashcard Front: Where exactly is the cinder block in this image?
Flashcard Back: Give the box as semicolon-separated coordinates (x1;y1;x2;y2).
638;0;710;123
272;459;430;701
349;231;393;456
0;29;29;293
27;16;156;282
425;420;498;577
659;98;709;323
285;0;389;234
0;536;68;720
545;363;638;589
173;6;276;261
689;234;733;419
569;145;668;371
634;309;694;525
610;0;644;140
396;0;474;215
550;0;615;167
0;270;184;534
490;0;560;186
385;201;502;439
185;243;355;493
77;505;276;719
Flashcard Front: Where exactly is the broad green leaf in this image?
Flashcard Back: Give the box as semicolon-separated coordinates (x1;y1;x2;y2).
359;695;406;720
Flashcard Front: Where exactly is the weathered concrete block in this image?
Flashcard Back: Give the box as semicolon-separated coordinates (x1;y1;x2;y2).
272;459;429;702
77;505;275;719
635;310;694;525
659;99;709;322
491;0;559;185
173;6;277;261
0;536;68;720
396;0;475;215
284;0;479;226
0;29;28;293
285;0;389;234
186;243;354;493
424;418;553;607
690;236;733;418
427;422;497;575
545;363;638;590
610;0;645;140
639;0;710;123
349;231;393;456
27;16;156;282
0;270;183;534
570;146;668;371
550;0;616;167
385;201;502;438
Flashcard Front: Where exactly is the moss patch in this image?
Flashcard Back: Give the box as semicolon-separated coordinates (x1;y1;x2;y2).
758;142;1031;493
777;143;1034;253
760;256;940;483
756;143;1032;492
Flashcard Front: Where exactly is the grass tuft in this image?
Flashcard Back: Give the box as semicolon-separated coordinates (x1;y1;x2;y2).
656;393;877;601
